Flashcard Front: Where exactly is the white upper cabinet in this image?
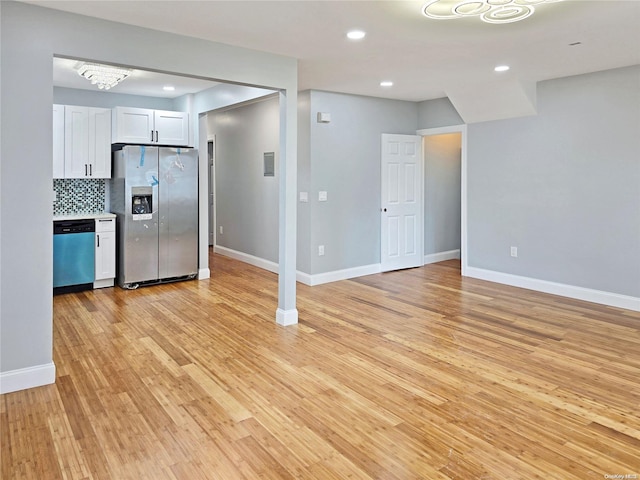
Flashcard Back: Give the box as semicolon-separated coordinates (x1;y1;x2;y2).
111;107;154;144
60;105;112;179
112;107;190;146
90;108;112;178
52;104;65;179
154;110;190;146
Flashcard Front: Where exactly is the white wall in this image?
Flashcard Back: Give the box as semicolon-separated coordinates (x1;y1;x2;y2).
0;1;298;393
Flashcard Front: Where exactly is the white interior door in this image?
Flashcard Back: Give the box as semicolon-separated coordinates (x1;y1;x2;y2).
381;134;423;272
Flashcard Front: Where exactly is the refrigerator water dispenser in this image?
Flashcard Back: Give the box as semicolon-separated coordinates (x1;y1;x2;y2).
131;186;152;220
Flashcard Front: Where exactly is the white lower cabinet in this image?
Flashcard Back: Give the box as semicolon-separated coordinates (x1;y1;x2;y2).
94;218;116;288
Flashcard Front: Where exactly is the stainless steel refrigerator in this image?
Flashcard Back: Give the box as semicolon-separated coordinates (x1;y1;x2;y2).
110;145;198;288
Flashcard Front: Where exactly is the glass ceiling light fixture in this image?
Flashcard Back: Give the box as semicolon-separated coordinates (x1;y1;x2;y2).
422;0;562;24
76;63;132;90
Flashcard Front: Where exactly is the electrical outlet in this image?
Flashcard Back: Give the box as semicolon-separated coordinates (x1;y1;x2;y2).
510;246;518;257
219;226;223;235
318;245;325;256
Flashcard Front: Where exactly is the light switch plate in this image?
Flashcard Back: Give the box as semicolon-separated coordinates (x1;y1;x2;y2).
317;112;331;123
318;191;328;202
299;192;308;203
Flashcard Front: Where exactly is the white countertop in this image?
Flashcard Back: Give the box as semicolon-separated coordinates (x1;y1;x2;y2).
54;213;116;222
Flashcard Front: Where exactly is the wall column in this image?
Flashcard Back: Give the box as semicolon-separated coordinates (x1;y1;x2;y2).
276;90;298;325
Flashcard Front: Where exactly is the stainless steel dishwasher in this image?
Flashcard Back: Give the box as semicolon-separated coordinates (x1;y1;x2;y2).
53;219;95;294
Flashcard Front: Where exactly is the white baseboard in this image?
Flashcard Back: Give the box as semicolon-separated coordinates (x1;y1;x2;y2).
93;278;114;289
213;246;638;312
214;245;383;286
424;249;460;265
0;362;56;394
465;266;640;312
214;245;279;274
276;308;299;326
198;267;211;280
302;263;383;286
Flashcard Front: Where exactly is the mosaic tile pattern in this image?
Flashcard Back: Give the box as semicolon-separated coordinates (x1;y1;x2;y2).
53;178;106;216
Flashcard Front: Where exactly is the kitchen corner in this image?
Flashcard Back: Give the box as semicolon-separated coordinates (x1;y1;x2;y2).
52;103;197;295
53;177;117;294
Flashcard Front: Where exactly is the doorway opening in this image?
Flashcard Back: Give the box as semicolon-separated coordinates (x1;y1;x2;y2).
418;125;467;276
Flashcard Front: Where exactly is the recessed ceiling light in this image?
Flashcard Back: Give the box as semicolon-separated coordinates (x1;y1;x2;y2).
163;85;175;91
494;65;510;72
347;30;366;40
380;81;393;87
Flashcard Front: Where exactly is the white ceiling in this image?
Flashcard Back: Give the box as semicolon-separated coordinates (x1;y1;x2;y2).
37;1;640;108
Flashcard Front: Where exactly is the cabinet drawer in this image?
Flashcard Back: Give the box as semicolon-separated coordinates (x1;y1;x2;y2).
95;218;115;232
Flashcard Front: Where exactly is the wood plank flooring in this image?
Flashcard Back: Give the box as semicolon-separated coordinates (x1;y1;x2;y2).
2;252;639;479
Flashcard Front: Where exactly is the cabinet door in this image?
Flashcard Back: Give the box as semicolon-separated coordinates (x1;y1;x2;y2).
95;219;116;281
64;105;89;178
53;105;65;178
155;110;189;146
89;108;112;178
112;107;155;144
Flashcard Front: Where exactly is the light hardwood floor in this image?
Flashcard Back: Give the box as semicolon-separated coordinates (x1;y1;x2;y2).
2;252;639;479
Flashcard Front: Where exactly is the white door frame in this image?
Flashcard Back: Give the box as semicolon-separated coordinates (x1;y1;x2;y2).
416;124;468;276
197;113;211;280
207;135;216;247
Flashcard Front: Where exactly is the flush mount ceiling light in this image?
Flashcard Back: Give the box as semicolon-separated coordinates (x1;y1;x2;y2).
347;30;366;40
494;65;510;72
76;63;132;90
422;0;561;24
380;81;394;87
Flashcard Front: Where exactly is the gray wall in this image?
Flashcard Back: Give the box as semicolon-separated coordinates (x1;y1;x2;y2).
307;91;418;274
209;96;280;263
418;97;463;130
424;133;462;255
194;84;276;115
0;2;297;382
297;91;312;274
467;65;640;297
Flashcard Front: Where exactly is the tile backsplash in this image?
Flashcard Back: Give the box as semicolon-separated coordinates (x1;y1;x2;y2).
53;178;106;216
